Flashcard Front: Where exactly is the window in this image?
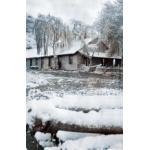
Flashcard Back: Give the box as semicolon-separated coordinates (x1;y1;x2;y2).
69;56;73;64
30;59;32;66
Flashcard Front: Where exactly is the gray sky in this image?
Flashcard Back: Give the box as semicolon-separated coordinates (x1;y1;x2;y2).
27;0;107;25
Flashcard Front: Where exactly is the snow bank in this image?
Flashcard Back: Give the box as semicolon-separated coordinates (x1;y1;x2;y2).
79;65;90;72
49;95;122;110
27;89;51;101
27;100;122;128
57;131;99;141
61;135;122;150
45;134;122;150
35;132;53;147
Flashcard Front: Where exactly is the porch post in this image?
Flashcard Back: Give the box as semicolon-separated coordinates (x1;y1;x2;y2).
113;58;116;67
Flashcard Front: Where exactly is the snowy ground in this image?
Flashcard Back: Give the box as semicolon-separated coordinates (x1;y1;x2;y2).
26;70;122;101
36;131;123;150
26;70;123;150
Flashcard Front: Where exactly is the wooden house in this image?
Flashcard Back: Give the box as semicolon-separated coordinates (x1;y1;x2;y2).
26;38;122;71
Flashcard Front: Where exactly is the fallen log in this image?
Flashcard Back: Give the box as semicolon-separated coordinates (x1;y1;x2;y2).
31;119;123;135
27;100;123;135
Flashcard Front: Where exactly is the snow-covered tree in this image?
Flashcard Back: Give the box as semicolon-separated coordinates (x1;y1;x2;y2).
34;14;47;54
71;20;90;40
26;14;35;33
34;14;74;68
94;0;123;56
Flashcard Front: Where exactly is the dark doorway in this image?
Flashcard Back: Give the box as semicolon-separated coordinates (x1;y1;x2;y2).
48;57;51;67
30;59;32;66
115;59;122;67
104;58;113;67
58;57;61;69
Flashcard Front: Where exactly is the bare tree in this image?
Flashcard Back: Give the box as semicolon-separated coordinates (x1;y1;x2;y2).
46;16;62;69
34;14;48;54
34;14;74;69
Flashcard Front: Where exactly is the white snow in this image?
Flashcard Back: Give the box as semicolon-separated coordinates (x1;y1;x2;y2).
57;130;99;141
27;100;122;128
45;147;59;150
26;71;53;88
34;131;123;150
61;135;122;150
26;33;36;49
35;132;53;147
26;71;123;149
49;95;122;110
26;36;94;59
26;71;123;106
45;134;122;150
26;39;91;58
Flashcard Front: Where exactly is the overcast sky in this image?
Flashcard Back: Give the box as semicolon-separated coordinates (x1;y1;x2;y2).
27;0;108;25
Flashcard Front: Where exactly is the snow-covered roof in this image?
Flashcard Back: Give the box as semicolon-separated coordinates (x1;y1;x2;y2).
26;36;122;59
26;43;78;59
26;38;92;59
88;44;98;49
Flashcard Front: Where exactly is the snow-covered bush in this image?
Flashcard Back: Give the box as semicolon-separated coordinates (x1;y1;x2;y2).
35;132;54;148
79;65;90;72
95;64;104;74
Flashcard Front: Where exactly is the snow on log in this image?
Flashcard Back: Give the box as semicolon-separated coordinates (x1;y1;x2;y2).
50;95;122;111
27;100;123;134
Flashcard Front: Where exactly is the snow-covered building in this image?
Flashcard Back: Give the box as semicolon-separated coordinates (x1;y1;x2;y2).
26;38;122;70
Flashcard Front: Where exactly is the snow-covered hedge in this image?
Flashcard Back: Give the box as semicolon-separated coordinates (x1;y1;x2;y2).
79;65;90;72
